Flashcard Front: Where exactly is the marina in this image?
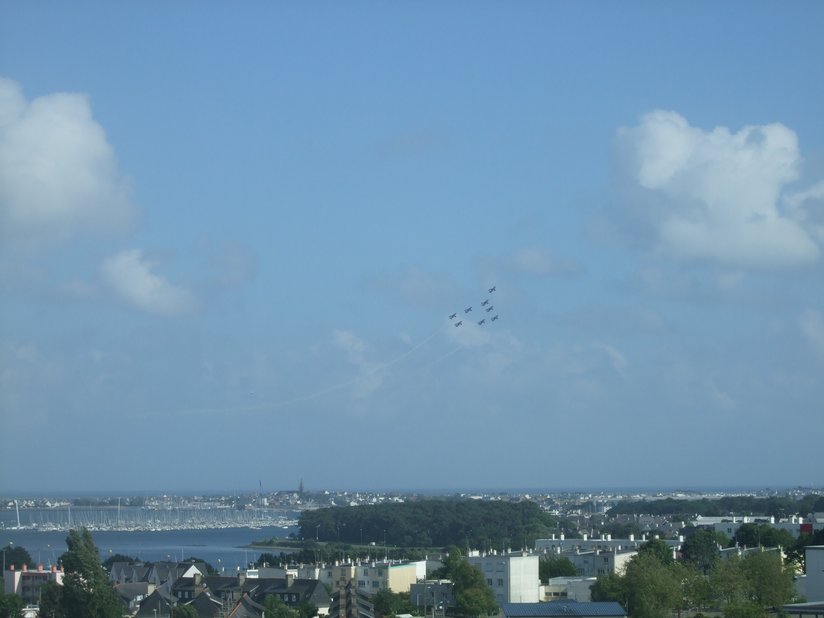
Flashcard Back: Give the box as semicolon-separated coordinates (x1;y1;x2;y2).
1;525;296;573
0;503;298;533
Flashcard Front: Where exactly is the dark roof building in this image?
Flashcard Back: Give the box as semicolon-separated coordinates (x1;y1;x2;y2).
502;601;627;618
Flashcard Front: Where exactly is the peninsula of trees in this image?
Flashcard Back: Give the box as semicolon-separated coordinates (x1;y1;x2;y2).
297;499;557;549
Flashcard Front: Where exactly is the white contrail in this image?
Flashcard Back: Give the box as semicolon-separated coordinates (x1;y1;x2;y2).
140;326;445;418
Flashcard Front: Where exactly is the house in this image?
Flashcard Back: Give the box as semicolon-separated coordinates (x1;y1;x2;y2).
136;588;174;617
114;581;155;614
227;593;267;618
501;600;626;618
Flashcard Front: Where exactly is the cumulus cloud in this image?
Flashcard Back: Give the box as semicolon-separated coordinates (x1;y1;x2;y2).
0;77;134;250
784;180;824;245
100;249;196;316
799;309;824;359
618;110;820;269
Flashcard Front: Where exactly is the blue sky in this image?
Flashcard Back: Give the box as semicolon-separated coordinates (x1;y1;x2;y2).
1;2;823;494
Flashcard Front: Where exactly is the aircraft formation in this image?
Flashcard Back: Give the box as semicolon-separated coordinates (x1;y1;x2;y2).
449;286;499;327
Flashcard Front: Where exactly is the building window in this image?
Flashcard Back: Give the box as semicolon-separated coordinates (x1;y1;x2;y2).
372;581;380;588
497;579;503;586
358;581;365;588
487;579;493;586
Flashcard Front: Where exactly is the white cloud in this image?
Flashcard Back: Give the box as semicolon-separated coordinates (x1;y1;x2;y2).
784;180;824;244
618;110;820;269
100;249;196;316
0;76;134;250
799;309;824;359
332;329;383;399
508;247;583;278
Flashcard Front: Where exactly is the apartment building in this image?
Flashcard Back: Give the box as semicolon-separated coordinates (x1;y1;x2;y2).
467;551;540;604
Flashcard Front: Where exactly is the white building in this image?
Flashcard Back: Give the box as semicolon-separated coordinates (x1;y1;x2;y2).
467;551;540;604
805;546;824;602
535;533;680;555
565;549;637;577
542;577;597;602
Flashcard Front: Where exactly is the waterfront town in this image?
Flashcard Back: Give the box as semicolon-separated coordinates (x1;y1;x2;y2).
1;488;823;618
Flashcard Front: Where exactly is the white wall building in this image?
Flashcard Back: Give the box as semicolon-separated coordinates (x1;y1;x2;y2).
535;533;680;555
565;549;637;578
806;546;824;602
467;551;540;604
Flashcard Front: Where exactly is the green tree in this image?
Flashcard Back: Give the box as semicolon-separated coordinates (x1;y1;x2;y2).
681;528;722;574
172;605;199;618
590;572;628;607
373;589;414;618
637;538;674;565
539;555;578;581
59;528;123;618
732;524;794;550
257;552;281;567
0;592;25;618
38;581;66;618
451;559;497;617
298;600;319;618
622;553;681;618
740;551;795;609
263;595;300;618
1;545;33;571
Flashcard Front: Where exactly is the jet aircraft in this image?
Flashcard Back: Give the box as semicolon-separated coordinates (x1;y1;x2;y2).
485;306;493;312
478;319;485;325
449;313;457;319
454;320;463;327
488;286;496;293
491;315;499;321
464;306;472;313
481;299;489;306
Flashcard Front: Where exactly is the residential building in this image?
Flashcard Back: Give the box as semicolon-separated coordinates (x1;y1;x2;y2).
354;560;422;594
566;549;637;577
535;534;680;555
501;600;626;618
806;546;824;602
542;577;597;602
409;579;454;614
467;550;540;604
4;564;64;606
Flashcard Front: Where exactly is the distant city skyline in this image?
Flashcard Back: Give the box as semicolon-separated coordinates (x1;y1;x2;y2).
1;2;823;493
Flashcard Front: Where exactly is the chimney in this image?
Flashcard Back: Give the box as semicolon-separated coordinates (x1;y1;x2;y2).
51;565;57;573
22;564;27;572
286;573;295;587
38;564;44;572
238;572;246;587
194;572;202;587
630;534;635;542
